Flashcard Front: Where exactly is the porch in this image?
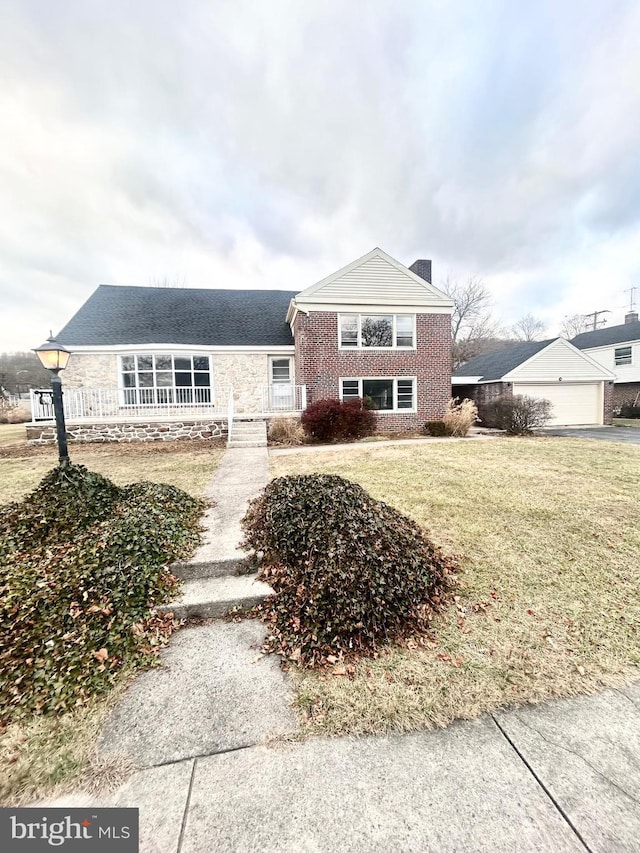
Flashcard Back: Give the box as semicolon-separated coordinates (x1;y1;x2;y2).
29;384;307;424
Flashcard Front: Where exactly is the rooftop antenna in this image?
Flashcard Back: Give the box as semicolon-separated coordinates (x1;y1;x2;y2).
624;285;637;311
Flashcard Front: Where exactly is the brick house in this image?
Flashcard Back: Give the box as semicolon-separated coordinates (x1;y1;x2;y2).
29;248;454;443
452;338;616;426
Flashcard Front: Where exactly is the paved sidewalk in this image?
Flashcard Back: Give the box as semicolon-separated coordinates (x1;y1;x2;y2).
49;681;640;852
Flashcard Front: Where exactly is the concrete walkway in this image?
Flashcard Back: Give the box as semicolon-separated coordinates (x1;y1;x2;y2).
51;682;640;852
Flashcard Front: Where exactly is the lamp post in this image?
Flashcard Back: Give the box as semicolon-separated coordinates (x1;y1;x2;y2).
33;335;71;465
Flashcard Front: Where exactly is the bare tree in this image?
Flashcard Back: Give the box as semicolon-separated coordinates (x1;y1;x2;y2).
559;313;589;338
511;313;547;342
148;274;188;288
442;275;502;367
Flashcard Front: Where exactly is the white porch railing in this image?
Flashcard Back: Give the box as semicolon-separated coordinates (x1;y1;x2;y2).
30;387;229;423
260;384;307;413
30;384;308;423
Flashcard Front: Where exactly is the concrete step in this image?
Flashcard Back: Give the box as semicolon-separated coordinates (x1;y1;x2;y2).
228;420;268;448
170;557;242;581
159;574;272;620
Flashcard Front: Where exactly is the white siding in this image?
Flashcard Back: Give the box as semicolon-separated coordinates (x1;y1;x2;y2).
294;250;452;310
505;339;612;382
582;341;640;383
513;382;603;425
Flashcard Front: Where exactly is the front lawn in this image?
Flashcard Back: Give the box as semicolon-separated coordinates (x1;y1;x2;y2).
0;439;225;504
270;437;640;735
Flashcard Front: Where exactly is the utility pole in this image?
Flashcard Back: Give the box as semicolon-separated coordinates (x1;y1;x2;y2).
624;285;637;310
583;309;610;331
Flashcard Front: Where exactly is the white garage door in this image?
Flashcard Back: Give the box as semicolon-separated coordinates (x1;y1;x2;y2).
512;382;603;426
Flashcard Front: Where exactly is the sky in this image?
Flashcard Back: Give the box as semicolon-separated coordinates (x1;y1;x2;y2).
1;0;640;352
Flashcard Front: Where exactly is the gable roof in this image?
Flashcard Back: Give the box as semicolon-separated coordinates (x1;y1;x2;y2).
571;320;640;349
57;285;296;347
452;340;554;381
288;248;453;318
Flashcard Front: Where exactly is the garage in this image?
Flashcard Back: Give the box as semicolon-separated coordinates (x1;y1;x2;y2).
452;338;616;427
512;382;603;426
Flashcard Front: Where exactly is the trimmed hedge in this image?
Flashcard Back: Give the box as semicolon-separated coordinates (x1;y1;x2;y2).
241;474;457;665
301;398;375;443
0;465;204;719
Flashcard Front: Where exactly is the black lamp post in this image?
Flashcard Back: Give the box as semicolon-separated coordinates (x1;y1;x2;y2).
33;335;71;465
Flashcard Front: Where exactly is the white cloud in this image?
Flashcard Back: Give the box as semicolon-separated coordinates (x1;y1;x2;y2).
1;0;640;350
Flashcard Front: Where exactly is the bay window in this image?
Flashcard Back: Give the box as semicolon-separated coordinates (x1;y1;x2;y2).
120;354;212;405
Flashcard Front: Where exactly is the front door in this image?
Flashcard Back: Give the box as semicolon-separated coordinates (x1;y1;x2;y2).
269;357;294;410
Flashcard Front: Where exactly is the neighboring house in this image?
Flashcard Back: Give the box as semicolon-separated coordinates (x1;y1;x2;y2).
571;311;640;410
29;248;454;442
452;338;615;426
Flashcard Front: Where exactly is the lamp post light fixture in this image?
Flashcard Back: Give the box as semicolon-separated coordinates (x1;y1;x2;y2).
33;335;71;465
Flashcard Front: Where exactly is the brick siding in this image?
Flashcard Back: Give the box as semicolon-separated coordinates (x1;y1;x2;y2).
612;381;640;411
294;311;451;431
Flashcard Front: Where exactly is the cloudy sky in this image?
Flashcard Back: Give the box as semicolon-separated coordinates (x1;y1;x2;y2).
2;0;640;351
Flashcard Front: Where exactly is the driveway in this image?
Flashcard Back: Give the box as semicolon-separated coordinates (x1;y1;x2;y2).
542;426;640;444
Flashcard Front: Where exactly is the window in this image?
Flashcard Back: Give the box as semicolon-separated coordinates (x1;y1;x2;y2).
120;354;211;405
615;346;632;366
339;314;415;348
340;377;415;412
270;357;291;383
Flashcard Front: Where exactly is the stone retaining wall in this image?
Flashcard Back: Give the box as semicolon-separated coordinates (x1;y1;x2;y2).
27;420;227;444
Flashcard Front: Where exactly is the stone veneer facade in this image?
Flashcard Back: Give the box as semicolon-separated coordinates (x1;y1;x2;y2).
293;311;451;431
62;353;119;388
26;420;227;444
59;351;274;414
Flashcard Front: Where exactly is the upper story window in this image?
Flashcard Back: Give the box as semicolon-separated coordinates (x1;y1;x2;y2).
119;354;211;405
339;314;415;349
614;346;632;366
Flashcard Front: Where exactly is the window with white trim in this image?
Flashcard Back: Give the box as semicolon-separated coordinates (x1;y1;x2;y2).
339;314;415;349
614;346;632;366
341;377;415;411
120;354;212;405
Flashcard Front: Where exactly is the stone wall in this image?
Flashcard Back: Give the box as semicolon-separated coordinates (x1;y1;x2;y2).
62;353;119;388
211;353;270;413
27;420;227;444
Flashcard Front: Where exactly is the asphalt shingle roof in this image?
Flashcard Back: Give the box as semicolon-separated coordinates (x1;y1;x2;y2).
571;320;640;349
452;339;556;381
57;285;296;347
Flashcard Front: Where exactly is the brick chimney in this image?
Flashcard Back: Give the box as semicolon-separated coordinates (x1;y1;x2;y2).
409;259;432;283
625;311;639;324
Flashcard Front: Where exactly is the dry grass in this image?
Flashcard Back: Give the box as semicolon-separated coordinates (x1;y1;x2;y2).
0;423;27;446
0;439;225;504
268;417;307;446
0;677;134;806
270;436;640;736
